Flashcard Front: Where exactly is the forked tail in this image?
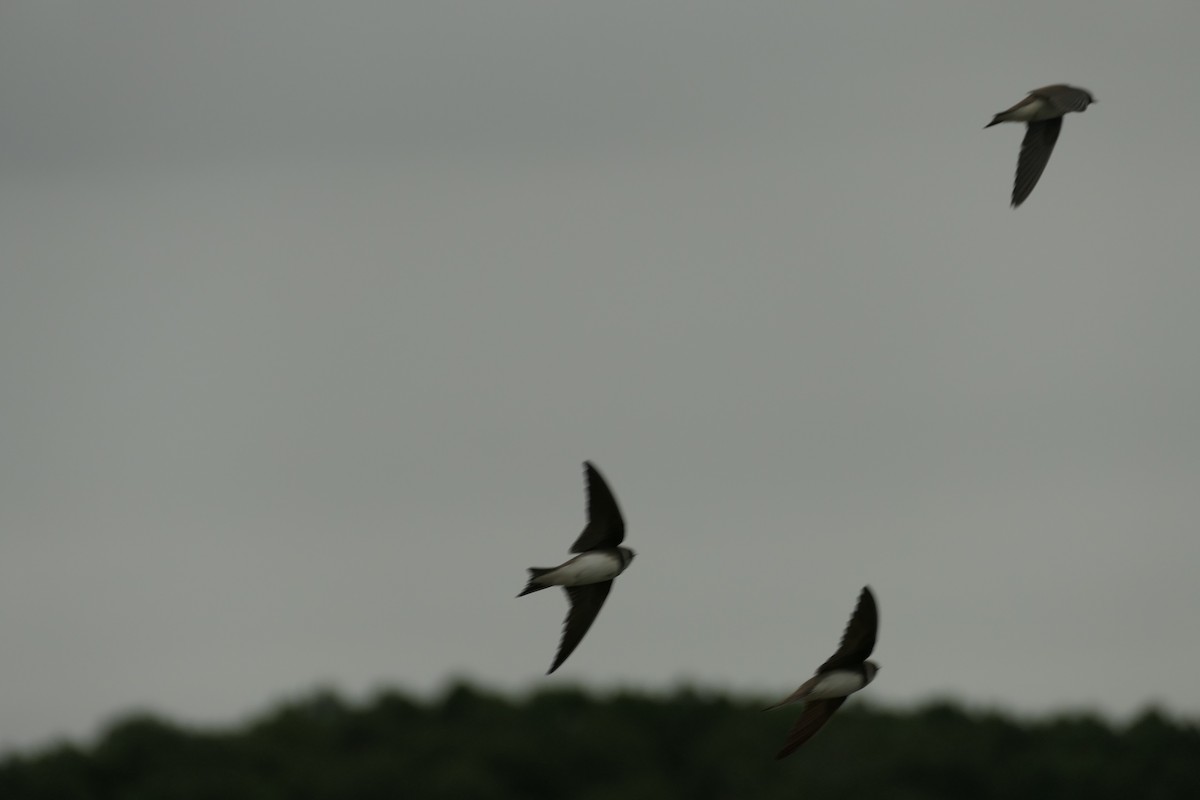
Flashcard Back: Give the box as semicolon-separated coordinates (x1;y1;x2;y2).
517;567;555;597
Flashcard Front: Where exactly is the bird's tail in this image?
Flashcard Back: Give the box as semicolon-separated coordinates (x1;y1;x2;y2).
517;567;556;597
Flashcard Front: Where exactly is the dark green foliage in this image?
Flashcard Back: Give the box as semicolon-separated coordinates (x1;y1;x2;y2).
1;684;1197;799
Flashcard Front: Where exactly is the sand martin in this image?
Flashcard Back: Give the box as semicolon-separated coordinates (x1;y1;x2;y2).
518;461;636;674
765;586;879;759
986;84;1096;207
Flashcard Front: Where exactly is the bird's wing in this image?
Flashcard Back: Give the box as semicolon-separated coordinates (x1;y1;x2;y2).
775;697;848;759
817;586;878;673
547;580;613;674
1011;117;1063;207
1034;85;1092;114
1028;84;1071;98
569;462;625;552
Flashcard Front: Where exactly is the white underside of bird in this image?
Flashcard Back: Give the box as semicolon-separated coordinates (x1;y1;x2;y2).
534;551;625;587
766;669;871;710
999;98;1048;122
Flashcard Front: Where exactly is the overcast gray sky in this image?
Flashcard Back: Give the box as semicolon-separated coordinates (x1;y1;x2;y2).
2;1;1199;750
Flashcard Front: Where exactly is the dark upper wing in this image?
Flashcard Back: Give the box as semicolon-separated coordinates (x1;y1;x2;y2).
775;697;847;759
547;580;613;674
1012;117;1062;208
569;462;625;553
817;586;878;673
1033;85;1092;114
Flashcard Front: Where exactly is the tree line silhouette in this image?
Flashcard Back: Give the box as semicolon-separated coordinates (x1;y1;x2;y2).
2;682;1196;799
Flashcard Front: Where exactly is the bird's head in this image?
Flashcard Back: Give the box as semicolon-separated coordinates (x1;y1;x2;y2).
617;547;637;567
863;661;881;684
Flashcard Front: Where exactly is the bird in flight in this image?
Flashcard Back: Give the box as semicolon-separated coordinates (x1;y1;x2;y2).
986;84;1096;207
765;586;879;759
517;461;636;674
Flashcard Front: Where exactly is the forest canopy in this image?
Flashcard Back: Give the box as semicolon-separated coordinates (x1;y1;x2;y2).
1;682;1197;799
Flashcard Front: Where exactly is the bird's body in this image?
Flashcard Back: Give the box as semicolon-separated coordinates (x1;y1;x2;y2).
766;586;879;759
986;84;1096;207
518;548;635;595
764;665;876;708
518;462;636;674
990;95;1052;123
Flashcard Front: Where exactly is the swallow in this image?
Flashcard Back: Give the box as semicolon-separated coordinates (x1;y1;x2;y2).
986;84;1096;207
518;461;636;674
765;586;879;758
